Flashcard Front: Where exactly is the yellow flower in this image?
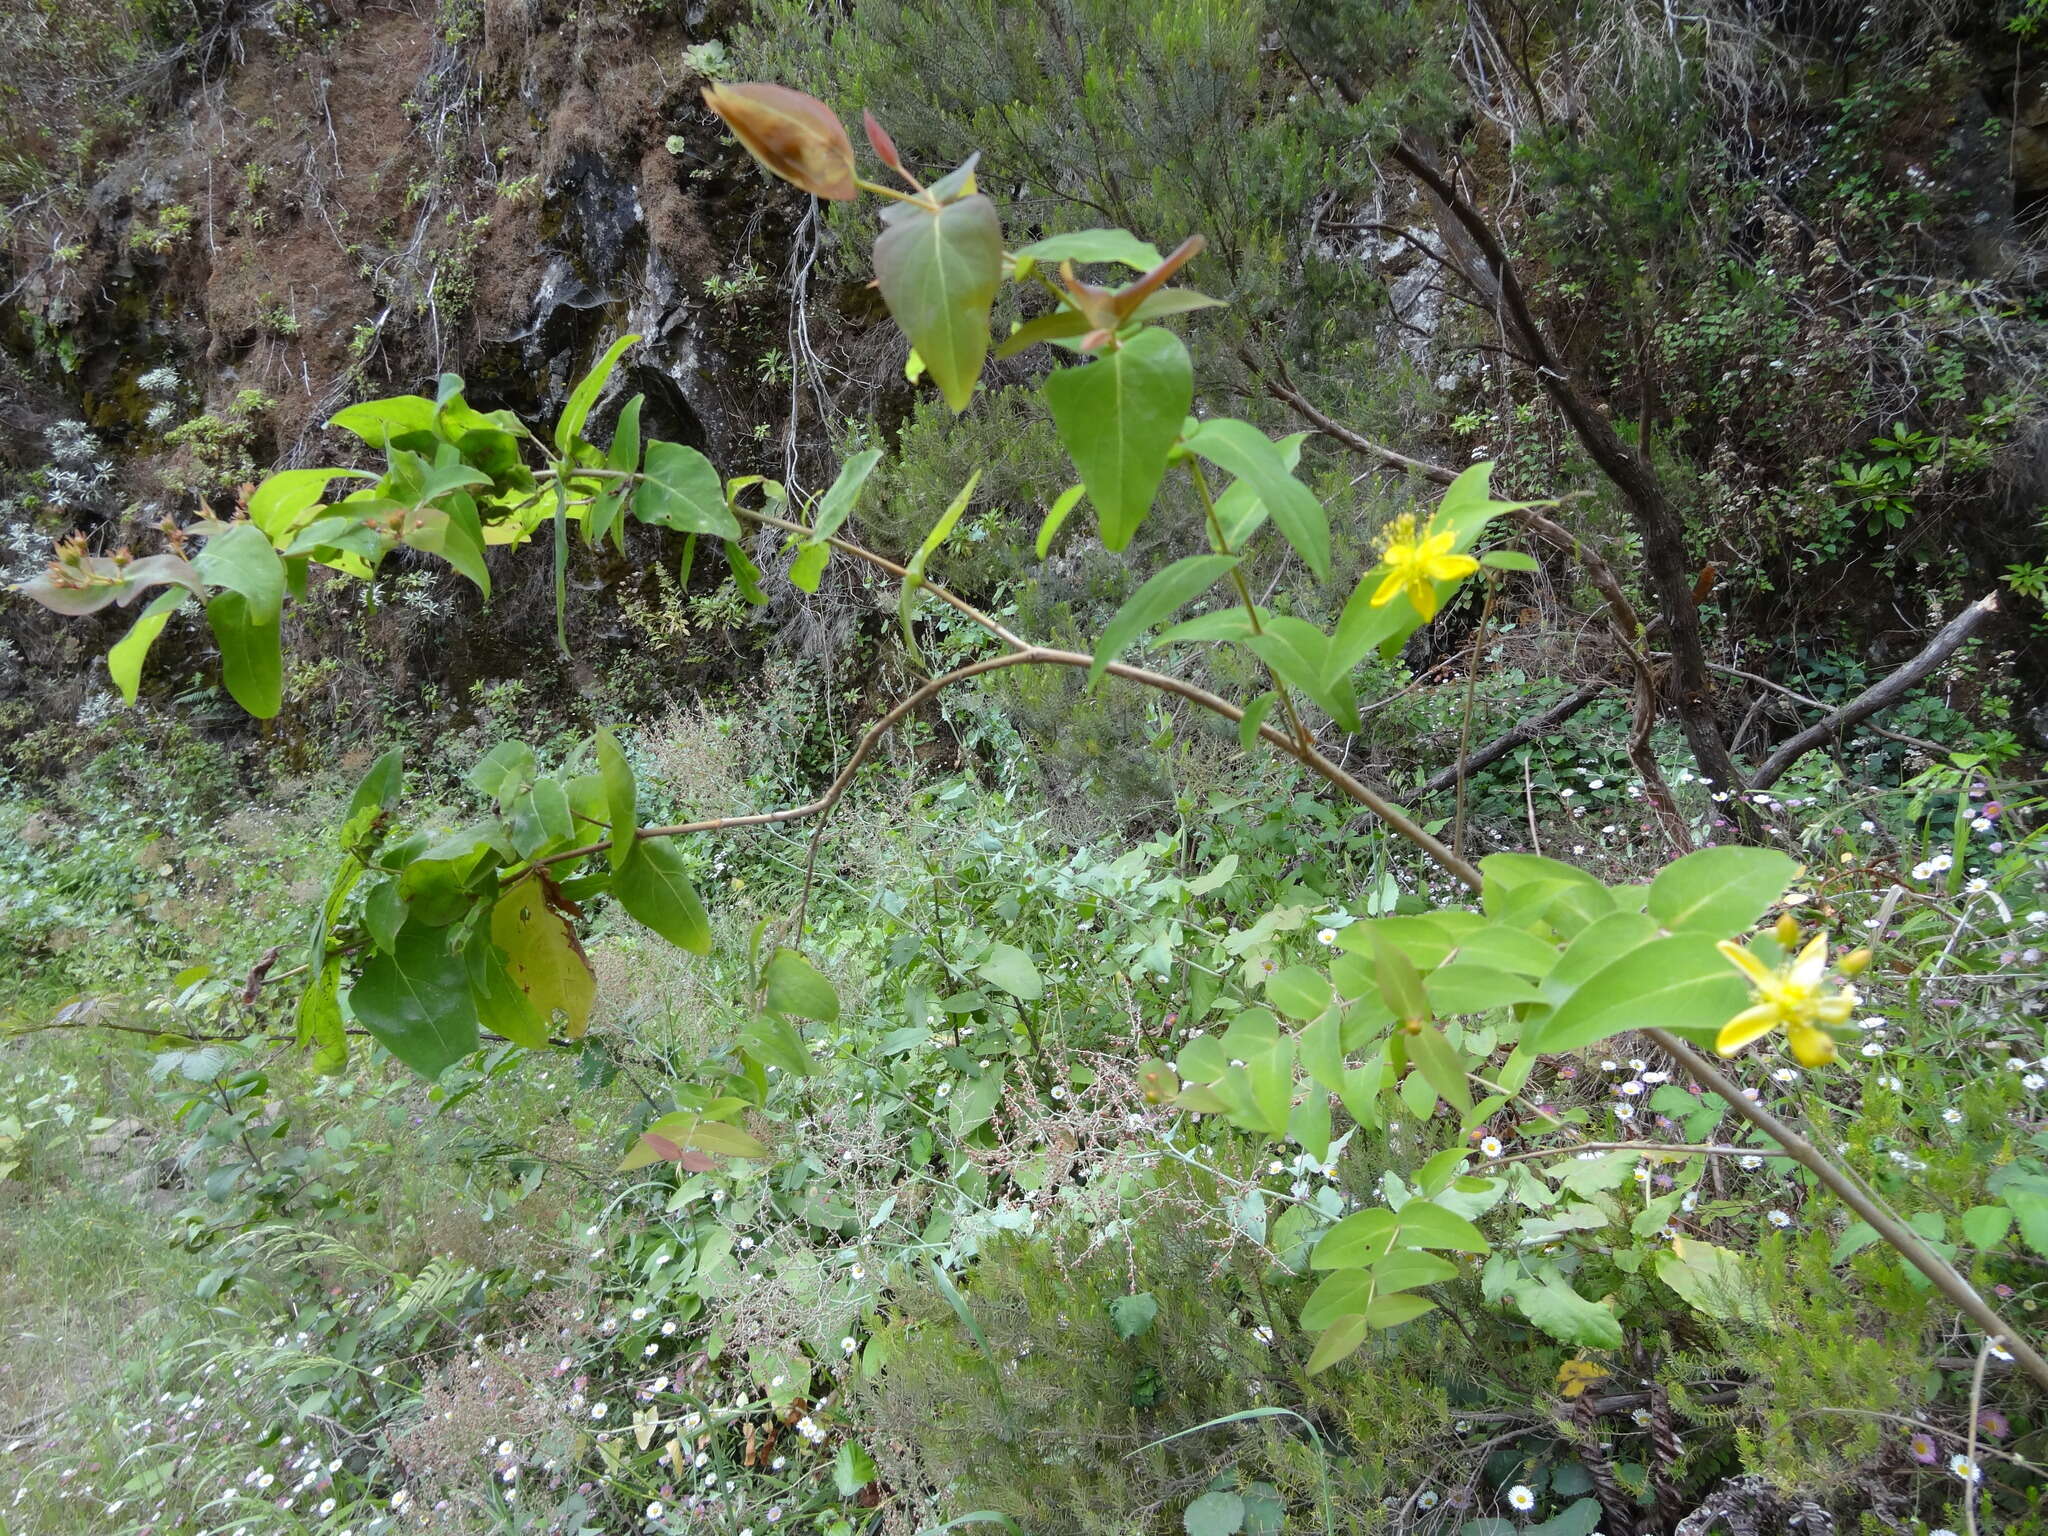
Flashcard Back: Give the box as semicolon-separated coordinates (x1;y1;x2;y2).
1555;1358;1609;1399
1715;932;1858;1067
1369;513;1479;621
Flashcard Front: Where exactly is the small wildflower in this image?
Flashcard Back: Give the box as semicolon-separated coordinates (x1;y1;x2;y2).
1370;512;1479;619
1316;927;1337;946
1479;1136;1503;1158
1507;1485;1536;1512
1766;1210;1792;1228
1949;1453;1982;1483
1907;1432;1939;1464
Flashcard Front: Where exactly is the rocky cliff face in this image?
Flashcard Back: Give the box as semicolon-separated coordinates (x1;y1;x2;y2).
0;0;876;723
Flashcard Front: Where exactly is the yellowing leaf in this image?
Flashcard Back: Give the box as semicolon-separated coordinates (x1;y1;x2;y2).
490;879;595;1039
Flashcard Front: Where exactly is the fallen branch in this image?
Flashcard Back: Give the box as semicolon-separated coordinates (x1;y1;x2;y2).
1748;593;1999;790
1256;366;1459;486
1421;682;1608;794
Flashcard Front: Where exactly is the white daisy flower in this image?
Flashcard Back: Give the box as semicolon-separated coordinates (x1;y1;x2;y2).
1508;1485;1536;1511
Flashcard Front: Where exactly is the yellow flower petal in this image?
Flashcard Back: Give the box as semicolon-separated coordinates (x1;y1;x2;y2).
1813;990;1857;1024
1717;939;1774;987
1408;577;1440;621
1370;569;1406;609
1788;933;1829;989
1787;1023;1838;1068
1422;552;1480;582
1716;1004;1781;1056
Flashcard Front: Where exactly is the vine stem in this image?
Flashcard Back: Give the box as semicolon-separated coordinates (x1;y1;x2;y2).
524;514;2044;1390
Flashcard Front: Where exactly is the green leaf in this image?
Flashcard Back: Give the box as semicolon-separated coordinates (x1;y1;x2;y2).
509;779;575;860
811;448;884;542
635;440;740;539
204;591;282;718
1391;1198;1488;1253
897;470;982;649
741;1012;815;1078
612;837;712;955
328;393;438;448
194;522;286;625
1479;548;1540;572
1425;963;1542;1015
490;878;594;1039
1238;692;1277;751
1011;228;1164;273
1961;1204;2014;1249
765;947;838;1021
1107;1291;1159;1340
586;394;643;550
1304;1314;1370;1375
1212;431;1308;549
977;941;1043;1001
107;587;190;704
1184;417;1331;582
1527;1499;1605;1536
400;492;492;596
1313;1209;1398;1270
788;540;831;593
464;932;549;1049
1090;554;1238;689
555;333;640;454
1654;1238;1771;1325
1036;484;1086;558
468;741;538;807
1182;1490;1246;1536
1406;1024;1473;1115
832;1441;878;1498
1372;934;1433;1023
349;922;480;1079
1268;965;1331;1022
1044;327;1191;550
298;959;349;1075
596;729;637;872
1646;846;1800;936
248;467;376;539
1515;1275;1623;1348
873;194;1002;412
1528;933;1752;1054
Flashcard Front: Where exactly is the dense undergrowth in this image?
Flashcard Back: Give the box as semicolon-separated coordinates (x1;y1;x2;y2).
5;0;2048;1534
3;687;2047;1536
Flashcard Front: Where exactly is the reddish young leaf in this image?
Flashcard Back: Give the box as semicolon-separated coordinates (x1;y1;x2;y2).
862;109;902;171
703;82;857;201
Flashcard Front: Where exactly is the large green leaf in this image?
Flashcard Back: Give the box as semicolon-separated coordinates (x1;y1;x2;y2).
298;959;349;1075
765;947;838;1021
194;522;285;625
349;922;480;1079
873;194;1002;412
596;729;637;872
1211;432;1308;550
1654;1238;1772;1325
1527;933;1751;1053
248;468;376;539
204;591;282;718
741;1012;815;1078
977;941;1043;1001
1389;1198;1488;1253
1514;1274;1623;1348
613;837;712;955
107;588;190;704
328;393;438;448
1184;418;1331;582
1646;846;1800;936
1044;327;1191;550
635;440;740;539
1089;554;1238;688
555;333;640;454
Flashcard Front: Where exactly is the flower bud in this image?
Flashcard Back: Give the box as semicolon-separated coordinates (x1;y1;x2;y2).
702;83;857;202
1773;912;1800;949
1836;947;1872;977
